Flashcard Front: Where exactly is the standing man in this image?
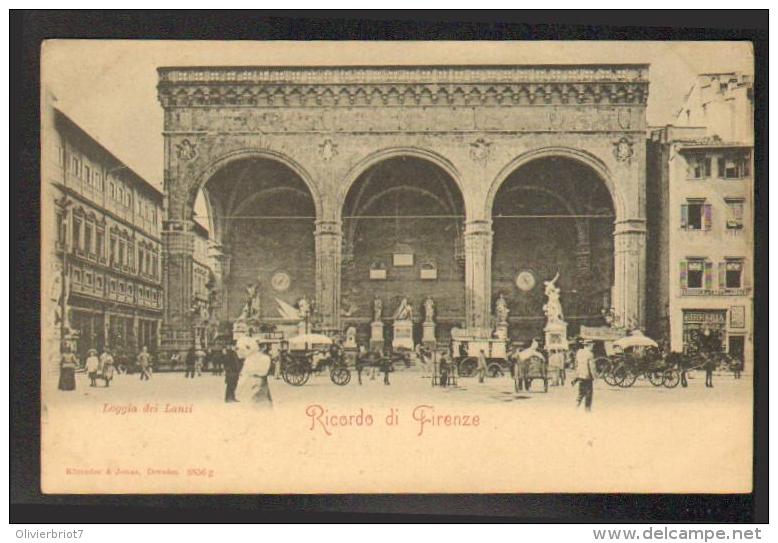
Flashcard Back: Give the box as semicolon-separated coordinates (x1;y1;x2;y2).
184;345;197;379
381;349;392;385
573;340;597;411
137;346;152;381
477;349;487;383
223;344;242;403
194;344;206;377
439;352;450;388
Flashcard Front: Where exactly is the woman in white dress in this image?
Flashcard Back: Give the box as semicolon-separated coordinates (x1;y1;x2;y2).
234;336;273;407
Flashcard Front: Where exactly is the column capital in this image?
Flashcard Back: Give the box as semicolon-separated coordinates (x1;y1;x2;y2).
613;218;647;235
464;219;493;236
314;220;342;237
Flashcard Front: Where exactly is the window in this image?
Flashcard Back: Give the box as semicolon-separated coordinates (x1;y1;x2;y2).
96;276;103;289
110;181;116;199
84;165;92;186
110;235;117;265
84;223;93;255
118;187;124;204
687;155;711;179
720;259;744;289
152;255;158;278
119;283;125;294
119;240;125;267
128;243;135;270
110;279;116;293
725;198;745;229
718;153;750;179
96;228;105;259
71;156;82;178
681;259;710;290
72;218;82;250
681;200;711;230
138;247;144;273
94;172;103;191
127;284;134;297
72;268;82;284
56;211;66;245
85;273;93;286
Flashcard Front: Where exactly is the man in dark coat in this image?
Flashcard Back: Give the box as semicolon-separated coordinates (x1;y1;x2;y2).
223;345;243;402
184;346;197;379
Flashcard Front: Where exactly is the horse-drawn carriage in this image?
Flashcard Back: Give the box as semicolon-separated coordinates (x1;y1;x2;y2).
451;333;510;378
593;331;681;389
512;351;549;392
277;333;351;386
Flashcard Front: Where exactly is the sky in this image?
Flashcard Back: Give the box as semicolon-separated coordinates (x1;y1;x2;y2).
42;40;754;190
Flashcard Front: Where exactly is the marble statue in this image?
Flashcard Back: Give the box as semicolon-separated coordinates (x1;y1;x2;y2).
393;297;413;322
424;296;435;323
298;295;311;320
495;293;510;324
543;272;564;323
373;297;383;322
237;283;262;322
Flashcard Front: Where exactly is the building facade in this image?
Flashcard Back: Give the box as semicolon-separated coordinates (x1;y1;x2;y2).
157;65;650;352
42;106;164;372
647;73;754;370
191;220;217;347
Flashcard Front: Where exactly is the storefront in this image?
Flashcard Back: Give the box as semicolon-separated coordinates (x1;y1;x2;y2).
682;309;727;354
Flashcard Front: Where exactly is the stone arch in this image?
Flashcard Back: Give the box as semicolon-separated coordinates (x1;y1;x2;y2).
186;147;324;221
484;147;625;222
336;146;467;221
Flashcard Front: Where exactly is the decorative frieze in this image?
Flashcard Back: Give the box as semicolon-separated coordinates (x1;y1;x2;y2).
158;66;649;109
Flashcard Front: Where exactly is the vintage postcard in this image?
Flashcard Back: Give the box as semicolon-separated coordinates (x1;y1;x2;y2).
40;40;755;494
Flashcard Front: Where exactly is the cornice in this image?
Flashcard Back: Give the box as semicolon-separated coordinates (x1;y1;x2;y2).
158;65;649;108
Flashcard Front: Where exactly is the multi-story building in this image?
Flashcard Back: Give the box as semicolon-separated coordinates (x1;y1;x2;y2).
648;72;754;370
42;105;164;370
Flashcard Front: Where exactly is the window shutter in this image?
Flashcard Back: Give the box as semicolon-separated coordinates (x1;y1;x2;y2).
679;260;688;289
718;262;726;289
704;261;713;289
743;259;751;288
703;204;713;230
680;205;688;229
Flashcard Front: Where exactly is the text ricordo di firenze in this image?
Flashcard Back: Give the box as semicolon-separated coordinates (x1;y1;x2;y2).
305;404;480;436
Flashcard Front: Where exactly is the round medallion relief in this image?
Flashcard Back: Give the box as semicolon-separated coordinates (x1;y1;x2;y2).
271;271;291;292
515;270;536;292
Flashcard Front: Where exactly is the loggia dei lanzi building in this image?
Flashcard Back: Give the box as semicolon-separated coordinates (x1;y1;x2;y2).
42;65;754;372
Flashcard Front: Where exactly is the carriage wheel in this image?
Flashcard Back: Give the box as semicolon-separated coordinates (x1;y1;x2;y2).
330;368;351;386
282;367;310;386
613;366;634;388
648;370;665;387
604;364;622;387
594;357;611;379
459;358;477;377
662;368;681;389
487;363;503;378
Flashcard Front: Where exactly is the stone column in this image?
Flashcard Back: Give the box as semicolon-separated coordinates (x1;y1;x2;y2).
612;219;646;330
210;244;232;322
464;220;493;331
315;220;342;331
161;219;196;352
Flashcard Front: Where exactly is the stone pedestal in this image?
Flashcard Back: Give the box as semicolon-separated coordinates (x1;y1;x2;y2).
544;320;569;351
370;321;384;352
494;322;508;340
298;320;309;336
392;320;414;351
422;321;437;346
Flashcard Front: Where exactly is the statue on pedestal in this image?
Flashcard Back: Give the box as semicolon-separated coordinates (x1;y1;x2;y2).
495;293;510;324
297;295;311;320
373;297;383;322
237;283;261;322
393;297;413;322
542;272;564;324
424;296;435;323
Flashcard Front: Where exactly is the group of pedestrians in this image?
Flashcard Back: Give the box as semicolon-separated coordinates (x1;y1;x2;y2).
58;344;155;391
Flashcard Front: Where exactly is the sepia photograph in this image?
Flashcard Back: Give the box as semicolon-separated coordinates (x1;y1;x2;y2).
32;34;760;500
